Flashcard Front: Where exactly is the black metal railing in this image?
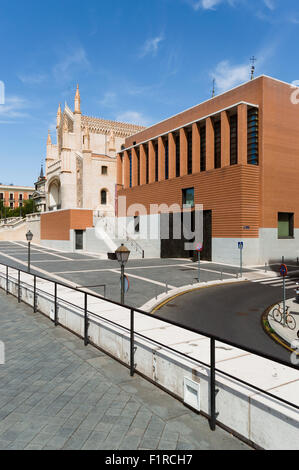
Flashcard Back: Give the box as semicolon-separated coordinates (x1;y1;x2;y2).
0;261;298;434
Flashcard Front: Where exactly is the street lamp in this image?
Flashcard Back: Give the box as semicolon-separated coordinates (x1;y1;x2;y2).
26;230;33;273
115;243;130;304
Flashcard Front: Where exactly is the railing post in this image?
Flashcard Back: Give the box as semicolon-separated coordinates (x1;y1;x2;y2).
84;293;89;346
18;270;21;303
210;338;217;431
33;275;37;312
6;265;8;295
54;282;58;326
130;308;135;376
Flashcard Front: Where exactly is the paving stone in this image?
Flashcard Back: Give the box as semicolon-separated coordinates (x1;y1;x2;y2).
0;288;250;451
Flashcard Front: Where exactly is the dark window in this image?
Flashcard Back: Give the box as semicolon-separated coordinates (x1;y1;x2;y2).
10;202;13;208
29;195;32;199
200;124;206;171
145;144;149;184
214;119;221;169
128;151;132;187
101;189;107;205
136;147;140;185
247;107;259;165
230;114;238;165
187;129;192;175
182;188;194;207
9;193;13;200
175;134;180;177
154;142;158;182
0;193;3;200
19;194;23;200
101;166;108;175
19;202;23;207
278;213;294;238
164;138;169;180
134;215;140;233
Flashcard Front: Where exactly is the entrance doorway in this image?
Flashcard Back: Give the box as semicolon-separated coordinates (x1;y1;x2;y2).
201;210;212;261
160;210;212;260
75;230;84;250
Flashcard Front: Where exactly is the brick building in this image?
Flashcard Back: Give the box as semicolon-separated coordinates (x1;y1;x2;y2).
0;185;34;210
116;75;299;265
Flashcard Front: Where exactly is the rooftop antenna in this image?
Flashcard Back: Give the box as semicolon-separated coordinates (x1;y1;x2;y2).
212;78;216;97
250;56;256;80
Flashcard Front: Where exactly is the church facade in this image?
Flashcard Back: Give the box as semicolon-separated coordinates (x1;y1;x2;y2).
45;85;144;217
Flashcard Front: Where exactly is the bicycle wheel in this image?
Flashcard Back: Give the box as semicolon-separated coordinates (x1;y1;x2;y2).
273;308;282;323
286;314;296;330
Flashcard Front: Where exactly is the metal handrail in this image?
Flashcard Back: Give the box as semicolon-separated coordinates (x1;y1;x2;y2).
1;261;298;434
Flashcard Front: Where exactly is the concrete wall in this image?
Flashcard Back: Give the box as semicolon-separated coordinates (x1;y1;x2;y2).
0;221;27;241
259;228;299;263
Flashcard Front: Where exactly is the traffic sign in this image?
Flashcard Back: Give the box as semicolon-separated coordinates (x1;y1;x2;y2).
238;242;244;250
120;275;130;293
195;243;203;252
280;264;288;277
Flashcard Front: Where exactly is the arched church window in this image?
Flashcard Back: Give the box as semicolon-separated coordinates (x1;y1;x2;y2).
101;189;107;205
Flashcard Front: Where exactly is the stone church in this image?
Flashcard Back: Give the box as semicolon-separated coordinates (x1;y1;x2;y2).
45;85;145;216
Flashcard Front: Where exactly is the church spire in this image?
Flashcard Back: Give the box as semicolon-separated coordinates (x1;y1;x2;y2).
39;163;44;179
47;130;52;145
74;84;81;114
56;103;62;128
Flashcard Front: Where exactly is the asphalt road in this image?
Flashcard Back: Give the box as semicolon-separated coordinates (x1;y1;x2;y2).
0;241;251;307
155;280;298;363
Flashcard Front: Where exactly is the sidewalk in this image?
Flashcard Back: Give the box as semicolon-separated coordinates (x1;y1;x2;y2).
0;291;249;450
268;297;299;348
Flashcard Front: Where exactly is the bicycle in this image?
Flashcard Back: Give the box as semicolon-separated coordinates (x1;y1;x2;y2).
272;304;296;330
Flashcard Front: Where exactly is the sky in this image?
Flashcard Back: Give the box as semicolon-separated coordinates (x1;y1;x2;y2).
1;0;299;186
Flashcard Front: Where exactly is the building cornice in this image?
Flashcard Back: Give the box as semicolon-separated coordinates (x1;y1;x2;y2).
118;100;259;154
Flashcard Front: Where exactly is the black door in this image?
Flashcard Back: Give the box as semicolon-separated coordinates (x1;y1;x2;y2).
75;230;83;250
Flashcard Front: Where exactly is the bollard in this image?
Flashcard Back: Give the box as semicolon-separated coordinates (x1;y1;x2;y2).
165;282;168;294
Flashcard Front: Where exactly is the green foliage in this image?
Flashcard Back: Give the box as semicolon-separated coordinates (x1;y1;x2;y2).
0;198;36;219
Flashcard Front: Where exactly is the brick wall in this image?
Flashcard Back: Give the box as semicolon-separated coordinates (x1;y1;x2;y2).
41;209;93;240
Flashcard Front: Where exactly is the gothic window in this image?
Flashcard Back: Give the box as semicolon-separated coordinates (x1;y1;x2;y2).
101;189;107;205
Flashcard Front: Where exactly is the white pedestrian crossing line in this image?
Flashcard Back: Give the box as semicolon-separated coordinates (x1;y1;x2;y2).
251;276;299;289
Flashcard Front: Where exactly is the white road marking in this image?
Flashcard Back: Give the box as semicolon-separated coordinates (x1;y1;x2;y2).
109;269;176;289
54;263;197;274
10;241;74;261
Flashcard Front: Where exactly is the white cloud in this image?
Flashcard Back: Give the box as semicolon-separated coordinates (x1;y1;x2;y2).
100;92;117;108
263;0;275;10
116;111;150;126
211;60;249;93
139;35;164;58
187;0;239;10
53;46;90;81
0;95;29;119
18;73;47;85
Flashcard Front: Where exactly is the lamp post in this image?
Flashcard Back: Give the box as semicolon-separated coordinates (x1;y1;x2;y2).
115;244;130;304
26;230;33;273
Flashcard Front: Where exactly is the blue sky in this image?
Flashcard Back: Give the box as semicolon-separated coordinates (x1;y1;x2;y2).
1;0;299;186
